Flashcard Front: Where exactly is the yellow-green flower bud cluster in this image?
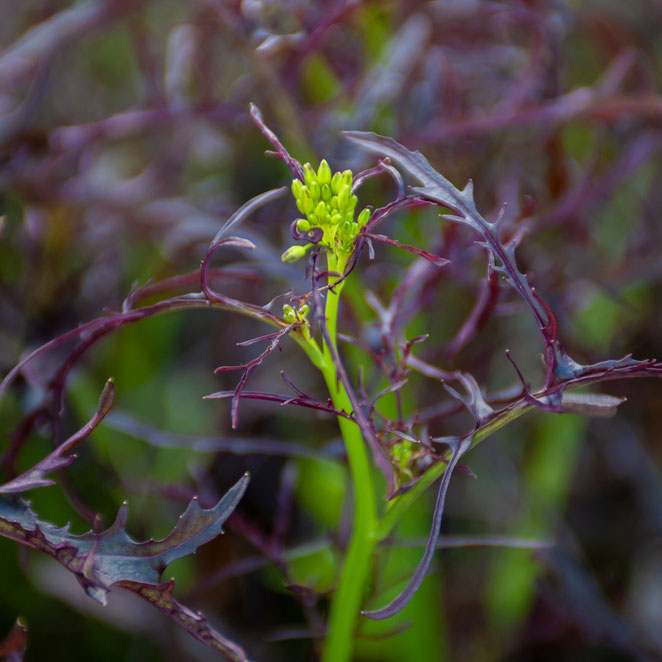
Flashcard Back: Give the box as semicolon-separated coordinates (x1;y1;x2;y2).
281;160;371;262
282;302;310;325
390;439;418;481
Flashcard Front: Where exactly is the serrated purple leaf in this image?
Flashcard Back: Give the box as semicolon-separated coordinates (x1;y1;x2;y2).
343;131;470;215
0;475;249;658
344;132;560;379
0;474;249;599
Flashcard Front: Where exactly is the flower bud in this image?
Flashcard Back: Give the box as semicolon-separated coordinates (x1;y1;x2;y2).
284;311;296;323
301;190;314;215
291;178;303;200
309;181;320;201
337;188;348;211
296;218;311;232
303;163;316;188
341;170;353;189
348;195;358;212
315;201;327;220
321;183;332;202
357;208;370;226
317;159;331;185
281;244;308;263
331;172;343;194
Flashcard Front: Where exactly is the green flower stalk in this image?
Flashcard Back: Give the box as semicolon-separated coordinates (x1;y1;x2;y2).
281;161;377;662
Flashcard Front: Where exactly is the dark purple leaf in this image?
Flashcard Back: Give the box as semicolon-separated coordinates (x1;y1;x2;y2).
204;389;351;420
235;331;284;348
249;103;305;181
208;188;286;250
364;196;431;233
212;322;299;428
344;131;662;398
342;132;561;376
362;435;472;619
365;232;450;267
0;379;115;494
343;131;471;216
0;475;250;660
0;474;248;597
0;296;213;411
372;379;409;404
442;373;494;427
116;579;249;662
352;159;405;196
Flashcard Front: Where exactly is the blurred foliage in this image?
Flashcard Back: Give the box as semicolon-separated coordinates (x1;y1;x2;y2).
2;0;662;661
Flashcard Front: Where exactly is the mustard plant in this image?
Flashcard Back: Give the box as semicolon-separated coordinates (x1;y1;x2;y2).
1;105;661;662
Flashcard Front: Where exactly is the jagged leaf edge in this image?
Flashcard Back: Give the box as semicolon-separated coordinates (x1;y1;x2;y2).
0;474;250;659
343;131;659;390
0;474;248;596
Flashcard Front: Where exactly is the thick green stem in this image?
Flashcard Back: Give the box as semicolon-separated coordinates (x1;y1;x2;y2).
318;254;379;662
321;376;377;662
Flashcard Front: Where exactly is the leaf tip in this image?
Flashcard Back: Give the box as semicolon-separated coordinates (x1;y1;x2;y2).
98;378;116;417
